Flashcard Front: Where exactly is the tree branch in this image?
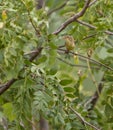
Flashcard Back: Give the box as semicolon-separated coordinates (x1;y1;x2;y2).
58;48;113;71
84;77;104;111
21;0;41;36
27;9;41;36
75;19;96;29
0;47;43;95
0;0;44;95
51;0;113;36
36;0;45;9
57;57;99;69
69;107;101;130
104;30;113;35
82;33;97;40
53;0;91;35
75;19;113;35
39;116;49;130
29;47;43;62
89;0;97;7
87;59;100;96
0;79;17;95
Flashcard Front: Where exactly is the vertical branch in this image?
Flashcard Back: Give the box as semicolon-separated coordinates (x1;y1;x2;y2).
85;77;104;111
36;0;45;9
35;1;49;130
39;116;49;130
87;59;100;96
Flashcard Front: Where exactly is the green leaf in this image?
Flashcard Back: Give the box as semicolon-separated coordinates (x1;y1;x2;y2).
65;123;72;130
105;104;113;117
2;103;16;121
60;79;73;86
38;55;47;63
66;94;75;98
64;87;75;92
111;97;113;106
48;68;57;75
0;111;4;119
49;42;58;49
107;48;113;53
57;113;65;125
107;117;113;123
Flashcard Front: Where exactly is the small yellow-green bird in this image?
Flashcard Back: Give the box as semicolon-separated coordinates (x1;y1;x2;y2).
63;35;75;51
2;10;7;21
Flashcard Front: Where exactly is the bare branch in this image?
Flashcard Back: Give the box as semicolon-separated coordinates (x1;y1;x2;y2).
27;10;41;36
75;19;96;29
0;1;44;95
39;116;49;130
75;19;113;35
51;0;113;35
85;77;104;111
58;48;113;71
29;47;43;62
21;0;41;36
53;0;91;35
0;79;17;95
57;57;99;69
89;0;97;7
36;0;45;9
105;30;113;35
87;59;100;96
70;107;101;130
82;33;97;40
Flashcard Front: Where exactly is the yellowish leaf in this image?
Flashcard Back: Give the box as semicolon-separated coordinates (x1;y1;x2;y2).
74;54;79;64
0;22;4;29
2;10;7;21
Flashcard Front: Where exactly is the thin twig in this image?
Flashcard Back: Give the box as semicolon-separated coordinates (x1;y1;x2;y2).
57;57;99;69
21;0;41;36
69;106;101;130
82;33;97;40
75;19;113;35
57;50;100;67
89;0;97;7
58;48;113;71
104;30;113;35
27;10;41;36
53;0;91;35
75;19;96;29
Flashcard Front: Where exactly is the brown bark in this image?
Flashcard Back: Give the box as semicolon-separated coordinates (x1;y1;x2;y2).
36;0;45;9
39;116;49;130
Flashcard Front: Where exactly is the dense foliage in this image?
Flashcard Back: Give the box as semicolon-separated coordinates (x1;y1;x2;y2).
0;0;113;130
